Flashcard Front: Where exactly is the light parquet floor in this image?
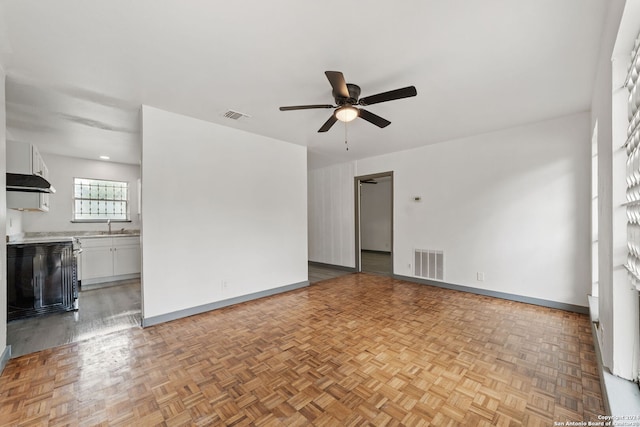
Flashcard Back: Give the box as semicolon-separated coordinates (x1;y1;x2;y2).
0;273;603;426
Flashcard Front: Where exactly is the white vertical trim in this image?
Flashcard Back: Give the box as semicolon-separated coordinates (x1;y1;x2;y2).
0;65;8;372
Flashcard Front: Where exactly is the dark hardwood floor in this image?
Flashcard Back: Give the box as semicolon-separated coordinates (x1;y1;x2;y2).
308;263;353;284
6;279;142;358
361;250;392;276
0;273;603;425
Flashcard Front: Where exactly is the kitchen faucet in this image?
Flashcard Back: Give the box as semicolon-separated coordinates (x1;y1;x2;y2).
107;219;111;235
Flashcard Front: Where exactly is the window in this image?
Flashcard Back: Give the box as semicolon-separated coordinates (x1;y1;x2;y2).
624;30;640;383
626;35;640;289
73;178;129;221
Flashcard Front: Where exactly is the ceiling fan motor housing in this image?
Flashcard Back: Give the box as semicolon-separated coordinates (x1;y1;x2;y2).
335;83;361;106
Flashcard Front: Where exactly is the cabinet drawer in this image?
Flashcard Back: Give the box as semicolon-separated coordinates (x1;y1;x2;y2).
79;237;113;248
112;236;140;247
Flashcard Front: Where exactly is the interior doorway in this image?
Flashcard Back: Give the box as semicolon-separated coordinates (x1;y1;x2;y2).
355;172;393;275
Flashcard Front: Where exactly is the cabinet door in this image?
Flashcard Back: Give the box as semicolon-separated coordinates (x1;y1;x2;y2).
7;191;49;212
6;140;33;174
40;160;50;210
113;244;141;275
41;193;50;211
32;146;46;177
81;246;114;280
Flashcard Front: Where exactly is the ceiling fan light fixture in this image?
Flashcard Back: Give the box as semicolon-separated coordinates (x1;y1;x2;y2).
335;106;359;123
279;71;417;133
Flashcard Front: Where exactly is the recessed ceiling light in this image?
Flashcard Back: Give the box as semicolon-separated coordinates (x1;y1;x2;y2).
99;155;110;160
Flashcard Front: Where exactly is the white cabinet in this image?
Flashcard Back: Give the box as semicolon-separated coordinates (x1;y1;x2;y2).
113;238;141;276
81;239;113;281
7;140;35;175
7;191;50;212
7;141;51;212
7;140;47;178
32;148;47;178
79;236;141;285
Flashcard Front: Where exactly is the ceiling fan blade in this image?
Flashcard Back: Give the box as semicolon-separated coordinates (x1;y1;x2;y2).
359;109;391;128
318;115;338;132
325;71;349;99
359;86;417;106
279;104;334;111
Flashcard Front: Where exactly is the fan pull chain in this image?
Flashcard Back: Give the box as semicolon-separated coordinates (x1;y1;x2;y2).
344;120;349;151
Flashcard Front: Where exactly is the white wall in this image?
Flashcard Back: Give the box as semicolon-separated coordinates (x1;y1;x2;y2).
360;179;392;252
141;105;307;320
5;209;22;237
19;153;140;233
0;66;8;363
309;112;591;307
308;162;356;267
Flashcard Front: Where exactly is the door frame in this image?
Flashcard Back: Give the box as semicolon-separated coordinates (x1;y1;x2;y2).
354;171;394;273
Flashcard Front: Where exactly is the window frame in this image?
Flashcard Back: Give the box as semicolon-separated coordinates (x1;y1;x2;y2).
623;30;640;384
71;177;131;223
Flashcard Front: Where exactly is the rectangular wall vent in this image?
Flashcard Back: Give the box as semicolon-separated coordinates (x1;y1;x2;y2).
222;110;251;120
414;249;444;280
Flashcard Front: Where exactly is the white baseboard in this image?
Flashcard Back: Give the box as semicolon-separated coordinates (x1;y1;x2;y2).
142;280;309;327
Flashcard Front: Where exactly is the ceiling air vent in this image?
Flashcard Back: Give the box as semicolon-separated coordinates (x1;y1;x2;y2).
222;109;251;121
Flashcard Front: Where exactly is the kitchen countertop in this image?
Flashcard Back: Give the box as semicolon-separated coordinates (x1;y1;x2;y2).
7;236;76;245
74;233;140;239
7;230;140;245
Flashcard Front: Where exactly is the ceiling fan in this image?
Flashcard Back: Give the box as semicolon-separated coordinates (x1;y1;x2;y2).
279;71;417;133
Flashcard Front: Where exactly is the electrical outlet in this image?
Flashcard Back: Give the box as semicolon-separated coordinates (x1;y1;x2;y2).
221;280;228;291
477;272;485;281
408;263;412;270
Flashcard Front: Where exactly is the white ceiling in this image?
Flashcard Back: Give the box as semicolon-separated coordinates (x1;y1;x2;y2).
0;1;608;168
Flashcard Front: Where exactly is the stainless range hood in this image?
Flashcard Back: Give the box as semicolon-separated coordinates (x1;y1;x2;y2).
6;173;56;194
